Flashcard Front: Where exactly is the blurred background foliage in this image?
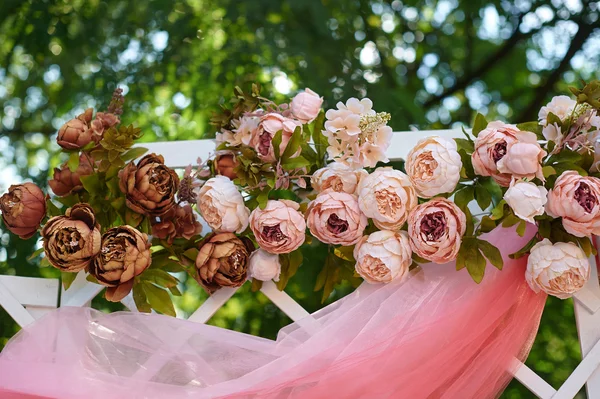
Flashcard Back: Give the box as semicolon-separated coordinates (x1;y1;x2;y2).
0;0;599;397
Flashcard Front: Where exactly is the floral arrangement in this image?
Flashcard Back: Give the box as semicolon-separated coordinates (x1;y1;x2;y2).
2;82;600;315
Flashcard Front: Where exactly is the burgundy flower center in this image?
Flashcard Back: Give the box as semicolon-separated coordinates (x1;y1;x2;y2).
575;182;597;213
258;131;272;156
56;227;83;254
327;214;349;234
420;211;447;241
262;224;286;242
492;141;507;163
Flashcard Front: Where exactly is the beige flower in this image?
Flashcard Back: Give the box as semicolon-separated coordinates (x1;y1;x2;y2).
49;154;94;197
353;230;412;284
290;88;323;123
357;167;417;230
57;108;120;150
249;200;305;254
248;249;281;282
504;180;548;223
526;239;589;299
197;176;249;234
538;95;577;126
0;183;46;239
546;171;600;237
407;198;466;264
406;136;462;198
311;162;367;194
307;190;367;245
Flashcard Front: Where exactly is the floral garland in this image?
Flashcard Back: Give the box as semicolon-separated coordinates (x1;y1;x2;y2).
1;82;600;314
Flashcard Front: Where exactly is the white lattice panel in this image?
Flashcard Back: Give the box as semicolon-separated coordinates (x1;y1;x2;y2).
1;130;600;399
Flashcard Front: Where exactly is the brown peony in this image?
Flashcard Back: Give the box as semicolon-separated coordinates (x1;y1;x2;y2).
214;151;238;180
195;233;254;294
57;108;120;150
119;153;180;216
89;225;151;302
48;154;94;197
41;203;101;272
0;183;46;239
152;204;202;244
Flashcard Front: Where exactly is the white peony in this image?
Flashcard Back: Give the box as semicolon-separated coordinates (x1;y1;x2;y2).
504;180;548;223
538;95;577;126
542;122;562;144
197;176;250;234
248;249;281;282
526;239;590;299
353;230;412;284
311;162;367;194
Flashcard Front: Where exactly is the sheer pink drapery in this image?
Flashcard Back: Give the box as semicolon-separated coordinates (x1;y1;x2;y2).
0;226;547;398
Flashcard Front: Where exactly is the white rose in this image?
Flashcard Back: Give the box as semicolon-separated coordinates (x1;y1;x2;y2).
357;167;417;230
405;136;462;198
197;176;249;234
538;95;576;126
526;239;590;299
504;180;548;223
353;230;412;284
311;162;367;194
248;249;281;282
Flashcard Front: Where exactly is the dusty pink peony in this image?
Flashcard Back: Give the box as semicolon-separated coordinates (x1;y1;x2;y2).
526;239;589;299
407;198;466;264
290;88;323;123
197;176;249;234
353;230;412;284
307;190;367;245
546;171;600;237
251;113;301;162
311;162;367;194
406;136;462;198
472;121;545;187
357;167;417;230
248;249;281;282
249;200;306;254
504;180;548;223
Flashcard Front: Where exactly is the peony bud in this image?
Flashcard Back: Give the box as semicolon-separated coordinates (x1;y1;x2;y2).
504;180;548;223
248;249;281;282
0;183;46;239
290;88;323;123
214;151;238;180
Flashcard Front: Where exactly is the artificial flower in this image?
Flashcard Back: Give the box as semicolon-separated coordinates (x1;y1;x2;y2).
249;200;306;254
504;180;548;223
248;249;281;282
57;108;119;150
0;183;46;239
214;150;238;180
538;95;577;126
353;230;412;284
290;88;323;123
251;113;300;162
49;154;94;197
197;176;250;234
311;162;367;194
152;204;202;244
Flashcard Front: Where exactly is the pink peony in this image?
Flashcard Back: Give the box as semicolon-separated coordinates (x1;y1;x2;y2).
249;200;306;254
290;88;323;123
353;230;412;284
546;171;600;237
311;162;367;194
251;113;301;162
307;190;367;245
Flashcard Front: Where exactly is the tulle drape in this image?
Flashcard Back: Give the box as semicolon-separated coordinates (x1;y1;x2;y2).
0;226;547;399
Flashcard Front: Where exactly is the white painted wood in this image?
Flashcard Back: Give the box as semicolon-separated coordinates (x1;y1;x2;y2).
513;362;557;399
0;275;58;307
0;280;36;327
554;336;600;399
187;286;239;323
60;272;103;307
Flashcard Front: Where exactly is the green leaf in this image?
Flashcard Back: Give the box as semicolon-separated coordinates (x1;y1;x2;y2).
458;149;475;179
141;269;180;288
86;274;99;284
67;152;80;172
142;282;176;316
490;200;507;220
257;190;269;209
454;138;474;153
474;183;492;210
133;283;152;313
478;177;503;207
169;285;182;296
509;236;539;259
478;216;497;234
281;156;311;171
61;272;77;290
271;130;283;159
251;279;263;292
281;126;303;161
465;245;486;283
27;247;44;261
501;213;521;228
472;113;488;137
311;111;327;167
542;165;557;178
183;248;199;261
334;246;355;262
45;197;62;217
121;147;148;162
477;239;503;270
300;143;317;164
454;186;475;211
546;112;562;127
80;174;103;194
275;249;303;291
125;208;143;228
516;220;527;237
516;121;543;138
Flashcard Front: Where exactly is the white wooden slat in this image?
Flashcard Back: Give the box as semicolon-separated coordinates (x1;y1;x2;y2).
0;280;35;327
260;281;320;335
187;286;239;324
25;306;56;320
120;292;139;312
553;336;600;399
512;362;557;399
60;272;104;307
0;275;59;307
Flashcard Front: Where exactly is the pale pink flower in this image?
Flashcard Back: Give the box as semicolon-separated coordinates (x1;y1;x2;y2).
542;122;563;144
197;176;249;234
359;143;388;168
290;88;323;123
248;249;281;282
353;230;412;284
538;95;577;126
496;132;546;182
307;191;367;245
251;113;301;162
504;180;548;223
546;171;600;237
407;198;466;264
324;114;361;137
311;162;367;194
234;115;260;146
526;239;589;299
249;200;306;254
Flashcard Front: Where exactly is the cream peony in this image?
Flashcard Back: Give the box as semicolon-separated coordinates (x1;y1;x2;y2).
248;249;281;282
290;88;323;123
353;230;412;284
504;180;548;223
311;162;367;194
249;200;306;254
357;167;417;230
405;136;462;198
542;122;563;145
307;190;367;245
526;239;589;299
407;198;466;264
472;121;545;187
197;176;250;234
546;171;600;237
538;95;577;126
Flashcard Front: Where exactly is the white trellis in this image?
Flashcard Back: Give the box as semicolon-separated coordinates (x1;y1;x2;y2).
2;129;600;398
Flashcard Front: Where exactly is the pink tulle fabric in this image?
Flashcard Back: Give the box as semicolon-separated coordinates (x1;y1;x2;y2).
0;226;547;399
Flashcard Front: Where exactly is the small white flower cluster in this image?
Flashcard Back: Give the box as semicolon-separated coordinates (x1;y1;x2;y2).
323;98;393;168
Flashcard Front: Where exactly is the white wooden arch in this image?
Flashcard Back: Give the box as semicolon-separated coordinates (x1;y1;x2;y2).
1;129;600;398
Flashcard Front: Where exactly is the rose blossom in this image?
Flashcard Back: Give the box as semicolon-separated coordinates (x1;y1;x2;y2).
546;171;600;237
290;88;323;123
197;176;250;234
0;183;46;239
195;233;254;294
41;203;101;272
251;113;301;162
89;225;151;302
214;151;238;180
504;180;548;223
357;167;417;230
307;190;367;245
249;200;305;254
472;121;545;187
353;230;412;284
526;239;589;299
248;249;281;282
49;154;94;197
406;136;462;198
57;108;120;150
538;95;577;126
311;162;367;194
407;198;466;264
